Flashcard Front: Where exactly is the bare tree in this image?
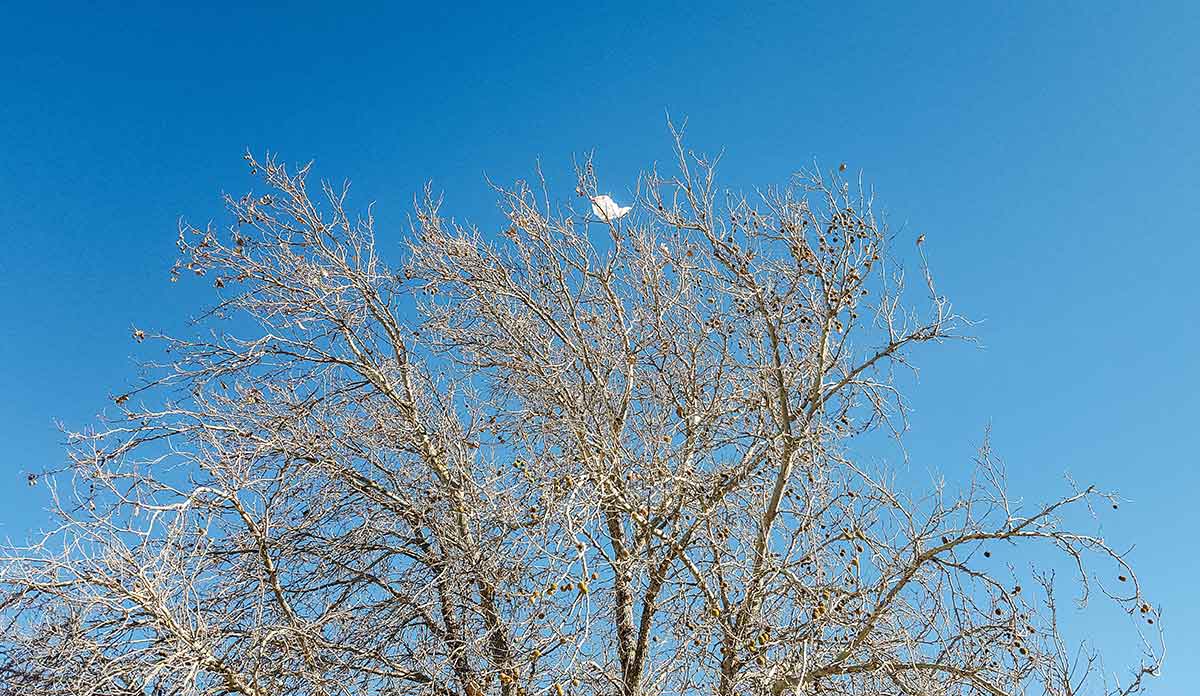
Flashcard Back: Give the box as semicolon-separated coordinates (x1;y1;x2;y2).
0;130;1162;696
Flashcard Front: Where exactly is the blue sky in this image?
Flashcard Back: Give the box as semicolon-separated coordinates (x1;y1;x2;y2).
1;1;1197;690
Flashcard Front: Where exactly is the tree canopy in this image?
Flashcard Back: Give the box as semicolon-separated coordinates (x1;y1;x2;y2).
0;134;1161;696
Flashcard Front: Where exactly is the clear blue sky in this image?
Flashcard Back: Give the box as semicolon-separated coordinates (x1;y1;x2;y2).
1;1;1197;690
